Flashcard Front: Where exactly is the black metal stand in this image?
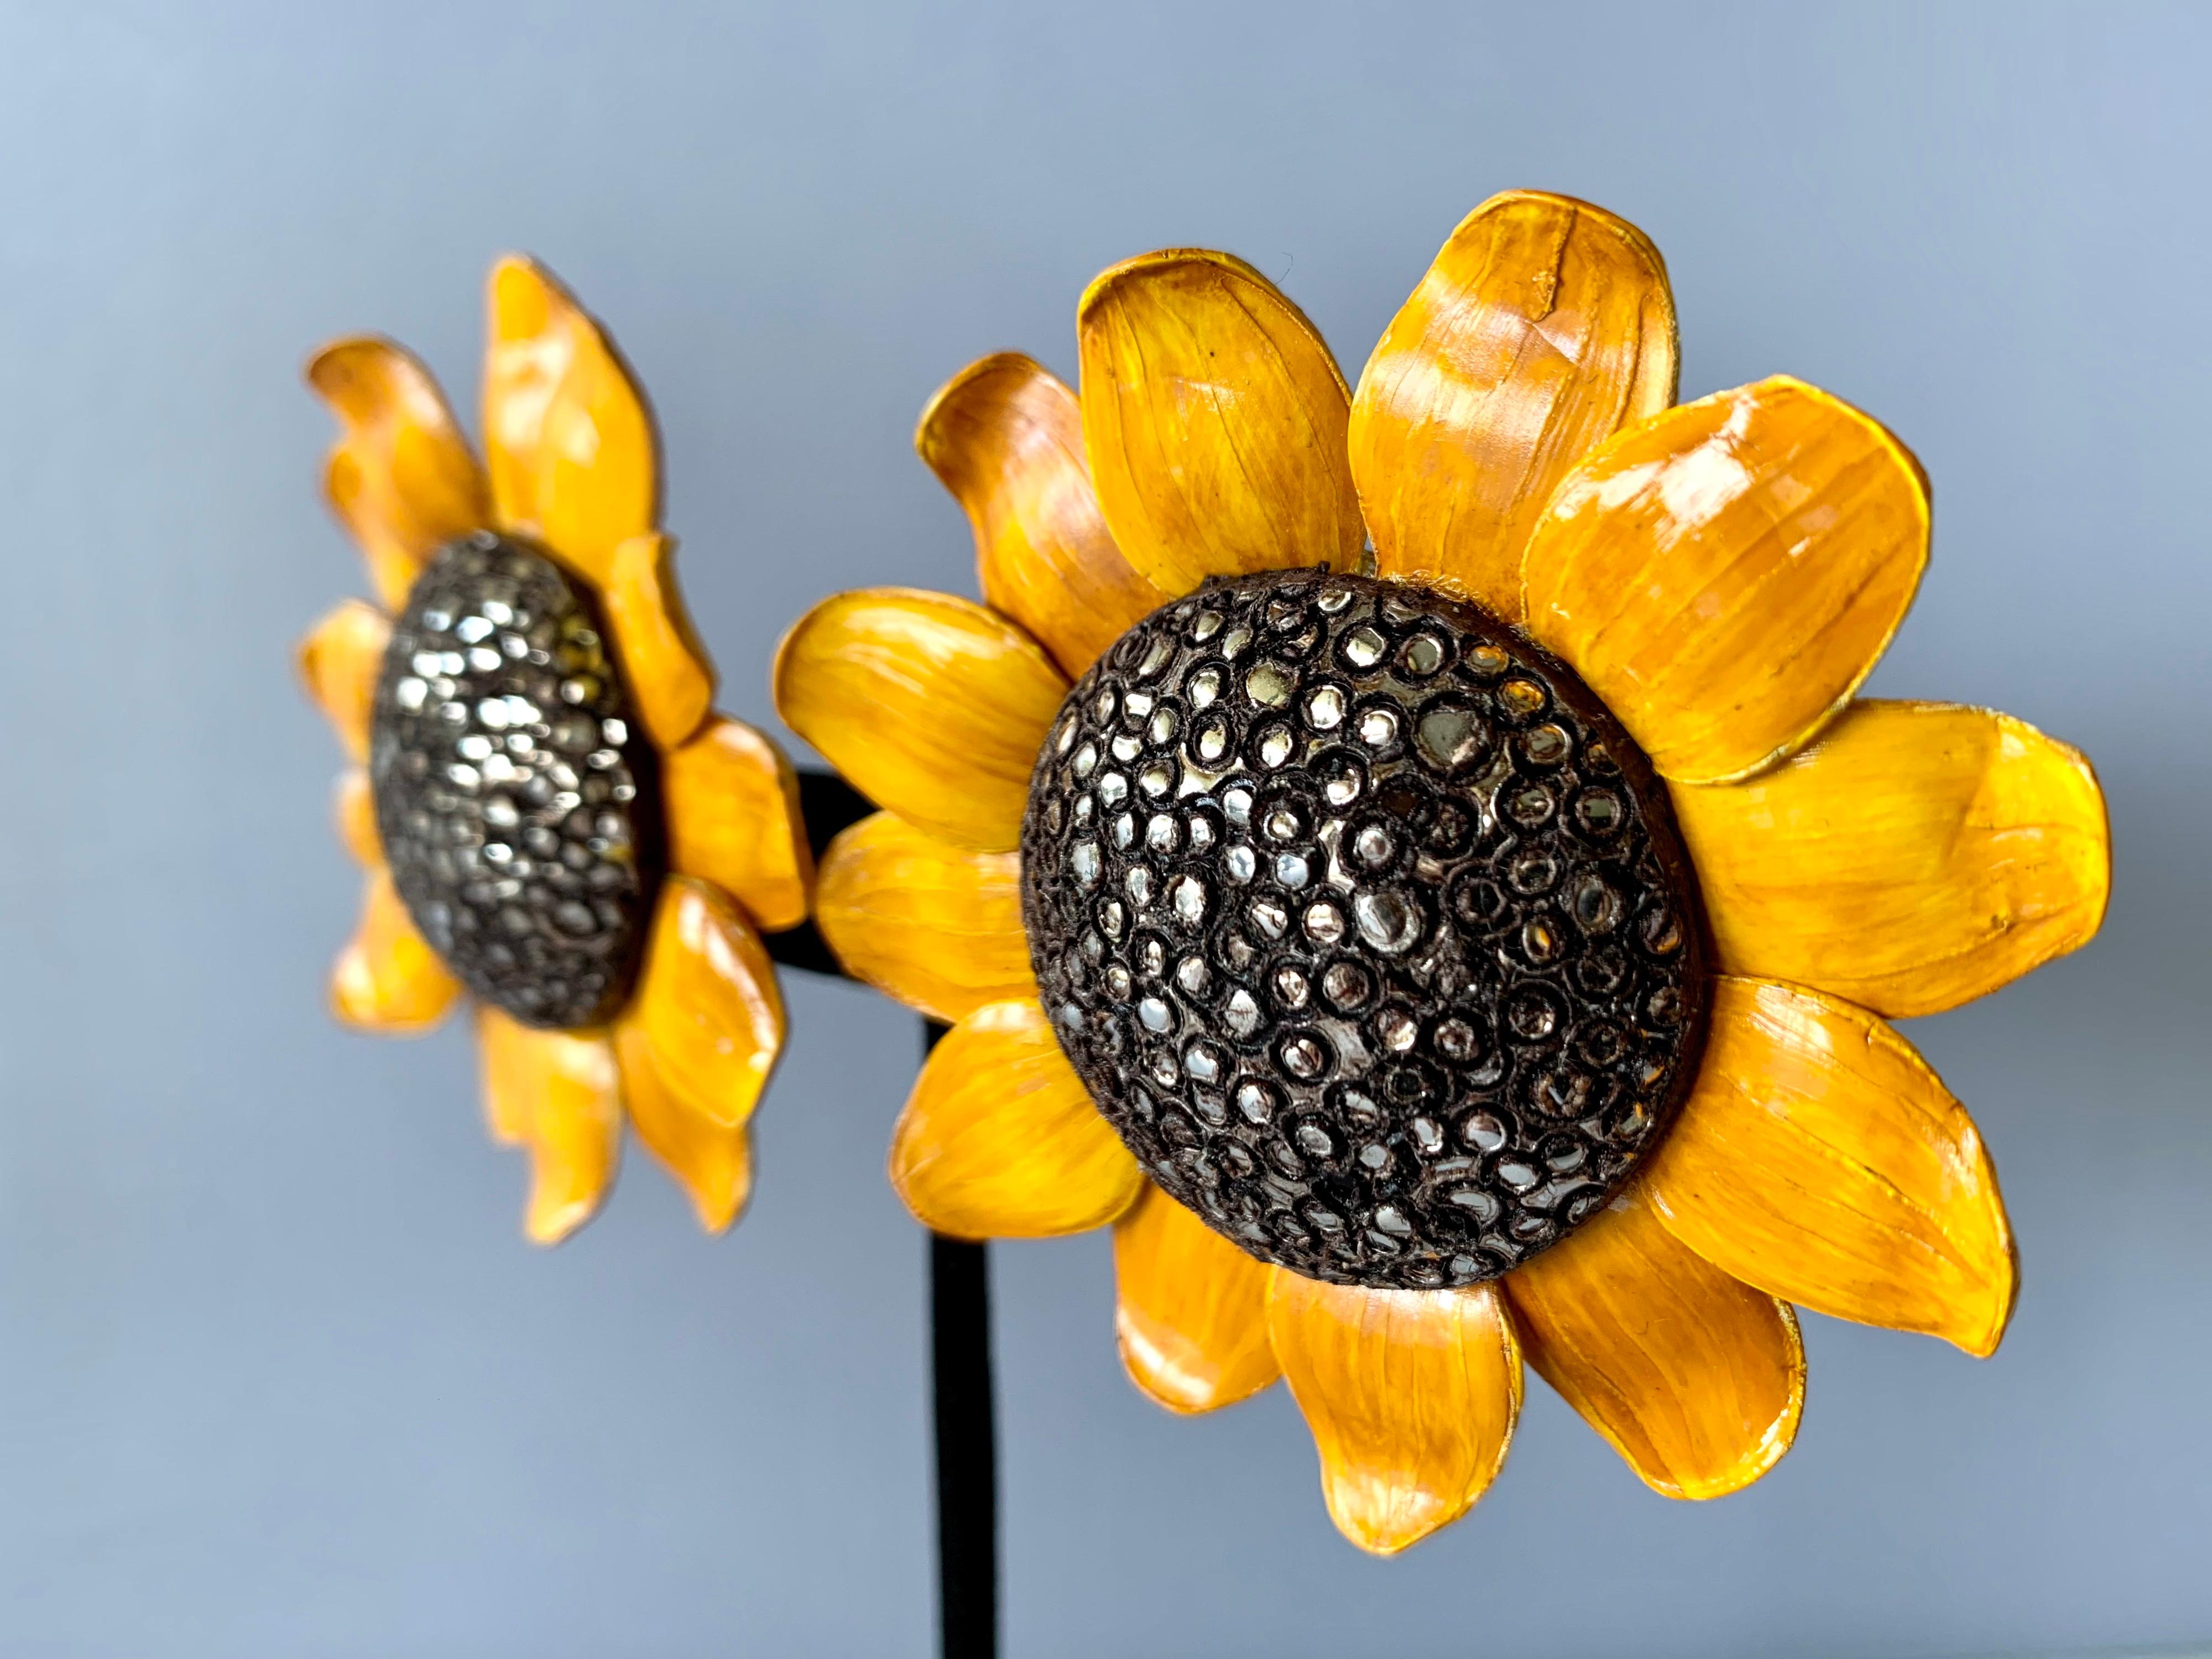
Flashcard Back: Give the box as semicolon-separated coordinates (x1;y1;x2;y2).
763;773;999;1659
928;1023;999;1658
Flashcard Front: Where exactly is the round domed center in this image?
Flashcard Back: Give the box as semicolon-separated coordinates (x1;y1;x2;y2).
1020;570;1709;1288
369;531;661;1029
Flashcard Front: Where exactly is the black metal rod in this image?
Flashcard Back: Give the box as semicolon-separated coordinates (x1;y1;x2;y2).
928;1231;998;1659
927;1015;999;1659
762;772;999;1658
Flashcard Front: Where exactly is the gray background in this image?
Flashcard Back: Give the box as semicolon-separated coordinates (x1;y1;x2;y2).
1;2;2205;1654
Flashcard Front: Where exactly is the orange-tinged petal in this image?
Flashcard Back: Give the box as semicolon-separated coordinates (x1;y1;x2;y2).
1349;191;1677;622
482;255;658;587
1672;699;2111;1018
773;587;1066;852
616;1021;753;1233
476;1006;622;1245
330;868;460;1033
1113;1184;1279;1414
813;811;1031;1023
334;769;383;865
296;599;389;763
306;336;491;609
917;352;1171;677
1645;977;2016;1357
1522;376;1928;784
1077;249;1363;594
1502;1183;1803;1500
1267;1272;1521;1556
889;998;1142;1239
662;716;812;932
624;875;785;1132
602;531;716;749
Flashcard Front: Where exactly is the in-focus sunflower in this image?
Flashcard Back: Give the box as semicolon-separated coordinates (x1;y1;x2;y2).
775;192;2113;1553
297;258;809;1243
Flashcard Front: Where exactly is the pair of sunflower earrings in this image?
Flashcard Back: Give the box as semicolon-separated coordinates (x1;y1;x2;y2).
298;190;2110;1557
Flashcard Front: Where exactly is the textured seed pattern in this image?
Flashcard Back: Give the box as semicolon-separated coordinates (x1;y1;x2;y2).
1021;571;1709;1288
370;533;661;1028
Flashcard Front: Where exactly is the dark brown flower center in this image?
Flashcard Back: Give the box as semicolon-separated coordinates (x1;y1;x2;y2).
1020;570;1709;1288
370;532;662;1029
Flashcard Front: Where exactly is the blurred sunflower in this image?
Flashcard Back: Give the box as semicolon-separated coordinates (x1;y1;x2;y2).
774;191;2111;1553
296;258;809;1243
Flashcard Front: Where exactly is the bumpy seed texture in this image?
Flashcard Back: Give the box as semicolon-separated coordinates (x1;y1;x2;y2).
1021;571;1709;1288
370;532;661;1029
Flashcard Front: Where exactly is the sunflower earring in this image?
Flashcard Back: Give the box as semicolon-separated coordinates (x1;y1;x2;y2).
774;190;2111;1554
296;257;811;1243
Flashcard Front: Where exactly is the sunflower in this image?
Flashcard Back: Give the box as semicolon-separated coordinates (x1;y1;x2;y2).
295;257;810;1244
773;191;2112;1553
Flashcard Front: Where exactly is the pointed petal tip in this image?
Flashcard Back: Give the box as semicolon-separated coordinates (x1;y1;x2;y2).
629;875;786;1133
304;333;400;403
1646;977;2017;1356
1504;1186;1807;1501
1269;1272;1522;1554
615;1019;759;1237
487;253;561;335
915;353;1167;676
1078;246;1300;322
1677;699;2112;1016
477;1010;623;1248
301;336;488;607
523;1194;597;1247
689;1176;752;1236
1112;1187;1280;1415
1463;185;1667;241
1076;246;1350;401
1955;1215;2020;1360
481;254;660;581
1349;189;1676;619
914;351;1048;457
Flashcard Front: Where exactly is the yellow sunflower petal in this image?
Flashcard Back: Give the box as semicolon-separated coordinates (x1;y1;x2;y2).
662;716;812;933
616;1020;753;1233
334;769;382;865
1267;1272;1521;1556
306;336;491;610
813;811;1031;1023
1502;1182;1803;1500
773;587;1067;852
888;998;1143;1239
1112;1183;1279;1414
330;868;461;1033
296;598;389;763
1645;977;2016;1357
482;255;658;587
1349;191;1677;622
602;531;716;750
476;1006;622;1245
1672;699;2111;1019
1522;376;1928;784
623;875;785;1132
917;352;1171;677
1077;249;1364;593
